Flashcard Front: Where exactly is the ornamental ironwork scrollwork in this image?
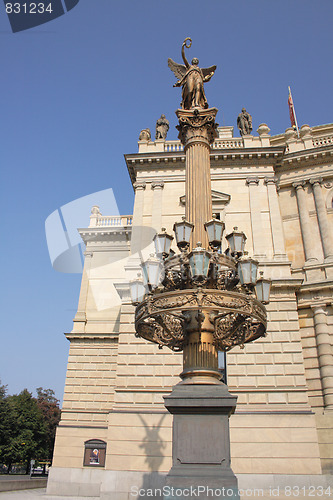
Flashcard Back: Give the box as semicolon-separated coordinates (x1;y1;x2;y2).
135;288;267;352
213;315;266;351
135;312;186;351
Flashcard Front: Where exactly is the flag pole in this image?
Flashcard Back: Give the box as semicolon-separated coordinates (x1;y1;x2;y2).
288;86;300;138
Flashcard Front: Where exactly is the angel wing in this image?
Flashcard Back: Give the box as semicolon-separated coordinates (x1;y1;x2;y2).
202;65;217;79
168;58;187;81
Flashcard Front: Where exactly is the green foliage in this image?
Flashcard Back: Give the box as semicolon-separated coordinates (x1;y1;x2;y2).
0;383;13;462
36;387;61;460
0;382;61;473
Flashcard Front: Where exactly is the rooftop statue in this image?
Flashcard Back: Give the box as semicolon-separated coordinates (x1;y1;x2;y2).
168;38;216;110
237;108;253;136
139;128;151;141
155;114;169;140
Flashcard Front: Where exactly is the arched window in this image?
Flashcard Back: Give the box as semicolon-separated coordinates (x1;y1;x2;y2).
83;439;106;467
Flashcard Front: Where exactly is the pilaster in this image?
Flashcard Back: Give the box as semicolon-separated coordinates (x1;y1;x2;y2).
310;177;333;262
311;304;333;409
130;181;146;256
292;180;318;264
264;177;287;260
72;251;93;333
151;180;164;233
246;177;266;258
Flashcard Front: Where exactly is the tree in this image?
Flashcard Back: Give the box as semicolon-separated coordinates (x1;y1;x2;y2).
2;389;48;474
0;381;15;473
36;387;61;463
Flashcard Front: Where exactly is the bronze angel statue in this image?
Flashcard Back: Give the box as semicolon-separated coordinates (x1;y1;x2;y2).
168;38;216;110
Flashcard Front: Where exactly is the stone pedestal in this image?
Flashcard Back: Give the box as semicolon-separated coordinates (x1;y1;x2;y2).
163;382;239;500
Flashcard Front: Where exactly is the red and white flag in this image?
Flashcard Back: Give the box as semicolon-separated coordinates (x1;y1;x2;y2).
288;86;299;136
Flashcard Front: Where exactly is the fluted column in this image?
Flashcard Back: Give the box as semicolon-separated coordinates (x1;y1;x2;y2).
176;107;219;380
151;180;164;233
130;181;146;255
264;177;287;258
311;304;333;409
293;181;318;263
176;107;218;250
310;177;333;262
246;177;266;257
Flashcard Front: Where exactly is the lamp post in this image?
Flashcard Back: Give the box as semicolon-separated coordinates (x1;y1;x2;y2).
130;40;271;500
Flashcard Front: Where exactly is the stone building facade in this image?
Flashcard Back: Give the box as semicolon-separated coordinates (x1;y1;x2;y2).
47;122;333;498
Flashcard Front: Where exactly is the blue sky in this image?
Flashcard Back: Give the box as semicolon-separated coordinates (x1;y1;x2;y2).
0;0;332;401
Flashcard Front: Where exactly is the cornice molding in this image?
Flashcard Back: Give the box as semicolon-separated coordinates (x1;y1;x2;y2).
125;147;285;187
65;333;119;342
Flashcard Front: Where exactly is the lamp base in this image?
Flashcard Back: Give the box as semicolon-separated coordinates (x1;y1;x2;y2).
163;383;239;500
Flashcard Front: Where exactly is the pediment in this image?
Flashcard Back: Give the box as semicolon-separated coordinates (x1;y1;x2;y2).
180;190;231;207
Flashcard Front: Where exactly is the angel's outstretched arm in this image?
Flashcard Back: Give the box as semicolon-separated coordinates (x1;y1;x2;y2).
181;41;190;69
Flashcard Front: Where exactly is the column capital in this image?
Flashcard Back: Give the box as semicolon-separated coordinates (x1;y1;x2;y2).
264;177;277;186
176;107;218;147
311;302;329;315
84;251;93;258
133;181;146;191
151;180;164;190
246;177;260;186
292;180;307;190
309;177;324;186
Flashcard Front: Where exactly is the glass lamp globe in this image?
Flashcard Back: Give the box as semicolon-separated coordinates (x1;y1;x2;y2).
204;217;225;249
188;244;211;279
225;227;247;256
255;272;272;304
173;218;194;250
141;255;164;289
129;275;146;305
237;257;259;285
153;228;174;257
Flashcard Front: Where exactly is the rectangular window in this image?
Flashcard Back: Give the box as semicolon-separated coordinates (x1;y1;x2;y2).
83;440;106;467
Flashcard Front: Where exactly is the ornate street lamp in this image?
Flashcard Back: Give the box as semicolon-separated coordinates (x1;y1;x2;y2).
173;218;194;250
130;38;272;499
129;274;146;305
204;216;225;250
153;228;174;258
141;255;164;290
133;224;269;352
188;244;211;279
225;226;247;256
255;271;272;304
237;257;259;287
